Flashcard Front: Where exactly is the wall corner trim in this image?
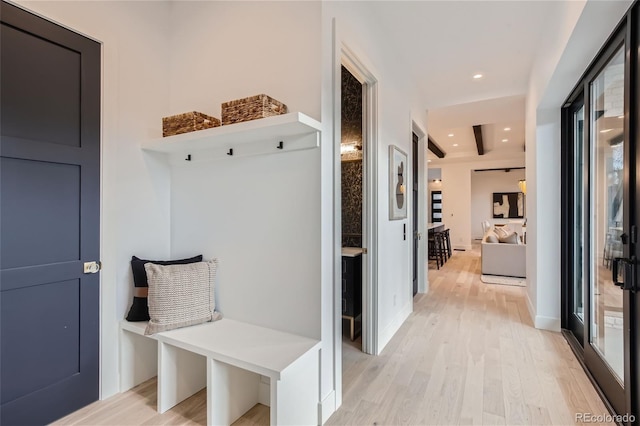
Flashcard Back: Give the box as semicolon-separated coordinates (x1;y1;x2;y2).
534;315;561;332
527;292;561;331
526;291;536;325
319;389;336;424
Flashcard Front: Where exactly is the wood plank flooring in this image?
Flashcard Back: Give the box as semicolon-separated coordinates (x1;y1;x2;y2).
55;245;611;425
327;245;613;426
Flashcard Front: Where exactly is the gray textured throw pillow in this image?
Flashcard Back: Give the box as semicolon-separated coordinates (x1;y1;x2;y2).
144;259;222;335
498;232;519;244
485;233;499;243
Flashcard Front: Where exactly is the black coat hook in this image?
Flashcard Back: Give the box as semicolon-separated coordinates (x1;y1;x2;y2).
277;141;284;150
185;154;191;161
227;148;233;156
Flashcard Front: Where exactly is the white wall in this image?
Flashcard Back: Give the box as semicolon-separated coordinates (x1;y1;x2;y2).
166;1;321;122
167;1;321;339
470;169;526;239
441;164;471;249
14;0;173;399
525;0;632;331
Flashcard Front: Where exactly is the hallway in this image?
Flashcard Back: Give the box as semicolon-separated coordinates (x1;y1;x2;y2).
327;247;612;425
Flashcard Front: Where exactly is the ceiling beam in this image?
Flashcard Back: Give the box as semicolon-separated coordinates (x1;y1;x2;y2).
473;125;485;155
428;137;446;158
474;167;525;172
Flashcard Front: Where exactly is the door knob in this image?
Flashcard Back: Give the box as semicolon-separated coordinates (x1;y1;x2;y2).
83;261;101;274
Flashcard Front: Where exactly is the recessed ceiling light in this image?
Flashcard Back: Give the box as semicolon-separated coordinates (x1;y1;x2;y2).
618;115;624;119
473;74;483;79
502;139;508;143
453;143;459;147
428;159;432;163
504;127;511;131
600;129;612;133
448;133;454;137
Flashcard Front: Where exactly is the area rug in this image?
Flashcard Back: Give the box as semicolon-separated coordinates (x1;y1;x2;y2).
480;274;526;287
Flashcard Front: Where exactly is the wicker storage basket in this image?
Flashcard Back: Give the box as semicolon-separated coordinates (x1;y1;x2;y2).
221;94;288;125
162;111;221;137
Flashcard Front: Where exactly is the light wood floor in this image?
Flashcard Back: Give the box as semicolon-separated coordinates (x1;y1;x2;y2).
56;246;612;425
327;246;613;426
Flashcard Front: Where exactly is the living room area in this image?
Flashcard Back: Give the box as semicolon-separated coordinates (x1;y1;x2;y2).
427;96;527;286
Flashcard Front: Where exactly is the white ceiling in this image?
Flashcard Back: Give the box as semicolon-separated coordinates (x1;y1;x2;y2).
428;95;525;159
366;1;560;162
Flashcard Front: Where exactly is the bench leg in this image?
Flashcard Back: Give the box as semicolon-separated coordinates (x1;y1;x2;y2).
119;329;157;392
207;358;260;426
270;348;319;425
157;341;206;414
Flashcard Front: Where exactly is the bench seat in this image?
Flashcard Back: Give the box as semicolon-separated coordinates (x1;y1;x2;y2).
120;319;320;425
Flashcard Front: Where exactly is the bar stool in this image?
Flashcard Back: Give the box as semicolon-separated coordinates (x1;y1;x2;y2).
429;231;446;269
443;229;452;259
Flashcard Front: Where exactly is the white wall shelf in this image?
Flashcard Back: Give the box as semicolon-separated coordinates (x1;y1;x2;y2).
141;112;321;162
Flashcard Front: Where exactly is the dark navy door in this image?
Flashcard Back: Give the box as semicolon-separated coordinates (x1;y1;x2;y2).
0;2;101;424
412;133;418;296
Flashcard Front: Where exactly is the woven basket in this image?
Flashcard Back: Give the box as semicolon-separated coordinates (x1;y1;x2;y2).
221;94;288;125
162;111;220;137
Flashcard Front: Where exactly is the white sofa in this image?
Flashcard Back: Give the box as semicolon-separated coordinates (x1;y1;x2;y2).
481;229;526;278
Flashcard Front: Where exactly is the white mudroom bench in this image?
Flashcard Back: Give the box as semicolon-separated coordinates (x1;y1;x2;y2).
120;319;321;425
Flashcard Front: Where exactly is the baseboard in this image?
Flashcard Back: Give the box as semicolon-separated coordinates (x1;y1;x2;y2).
535;314;561;332
319;390;336;424
526;291;561;331
378;301;412;354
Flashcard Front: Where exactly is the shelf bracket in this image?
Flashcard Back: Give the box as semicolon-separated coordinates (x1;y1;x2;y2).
227;148;233;156
277;141;284;150
185;154;192;161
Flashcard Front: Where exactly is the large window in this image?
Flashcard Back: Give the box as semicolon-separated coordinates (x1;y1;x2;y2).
588;46;625;383
561;13;635;417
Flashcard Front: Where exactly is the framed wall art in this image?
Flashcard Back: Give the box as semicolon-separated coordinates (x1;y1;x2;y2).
492;192;525;218
389;145;407;220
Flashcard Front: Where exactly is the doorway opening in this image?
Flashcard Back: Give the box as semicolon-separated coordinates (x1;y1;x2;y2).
333;42;379;411
336;44;378;361
340;65;364;351
427;168;443;274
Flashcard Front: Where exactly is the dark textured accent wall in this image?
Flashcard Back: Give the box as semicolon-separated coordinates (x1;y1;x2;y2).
342;160;362;247
341;66;363;153
341;66;363;247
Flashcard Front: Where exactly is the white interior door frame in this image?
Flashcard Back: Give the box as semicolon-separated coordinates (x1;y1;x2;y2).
331;21;380;412
334;40;379;357
412;121;428;294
